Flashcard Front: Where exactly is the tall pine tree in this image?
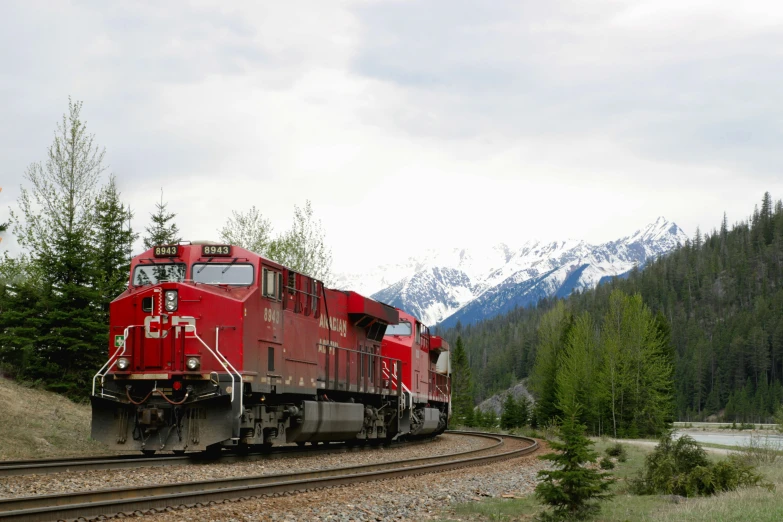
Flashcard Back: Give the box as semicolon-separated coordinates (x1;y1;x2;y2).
11;98;107;396
500;394;518;429
535;404;614;521
0;254;42;376
93;176;137;322
451;336;474;425
530;301;572;426
143;189;180;249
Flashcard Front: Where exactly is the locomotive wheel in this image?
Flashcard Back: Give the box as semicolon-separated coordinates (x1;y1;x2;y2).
296;442;306;447
142;449;156;456
173;450;186;456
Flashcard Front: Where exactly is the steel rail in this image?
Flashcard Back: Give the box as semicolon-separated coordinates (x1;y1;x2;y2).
0;432;538;522
0;437;436;477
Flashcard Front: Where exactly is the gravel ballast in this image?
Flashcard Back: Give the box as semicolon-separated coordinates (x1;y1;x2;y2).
147;438;547;522
0;433;495;499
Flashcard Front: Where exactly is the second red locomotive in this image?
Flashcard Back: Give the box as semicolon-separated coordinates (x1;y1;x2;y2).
91;242;451;453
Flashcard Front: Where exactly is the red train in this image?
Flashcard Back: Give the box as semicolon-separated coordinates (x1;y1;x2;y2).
91;242;451;453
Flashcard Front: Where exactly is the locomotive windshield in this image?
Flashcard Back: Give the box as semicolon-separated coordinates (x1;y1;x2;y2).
132;263;186;286
385;320;412;336
192;263;254;285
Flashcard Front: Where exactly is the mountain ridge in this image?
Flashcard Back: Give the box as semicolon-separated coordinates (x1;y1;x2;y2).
334;217;688;327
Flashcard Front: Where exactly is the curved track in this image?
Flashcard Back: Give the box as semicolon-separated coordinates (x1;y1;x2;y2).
0;439;433;477
0;432;538;522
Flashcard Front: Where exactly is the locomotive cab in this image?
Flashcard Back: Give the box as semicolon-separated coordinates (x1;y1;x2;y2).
91;243;258;453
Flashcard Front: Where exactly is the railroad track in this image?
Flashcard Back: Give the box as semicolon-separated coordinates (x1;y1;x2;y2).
0;438;432;477
0;432;538;522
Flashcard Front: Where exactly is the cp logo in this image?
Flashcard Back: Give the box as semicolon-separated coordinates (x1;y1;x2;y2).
144;316;196;338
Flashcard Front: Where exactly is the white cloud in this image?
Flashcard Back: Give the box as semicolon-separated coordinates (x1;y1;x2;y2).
1;0;782;276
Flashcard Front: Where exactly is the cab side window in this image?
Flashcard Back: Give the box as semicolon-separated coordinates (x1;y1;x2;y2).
262;268;279;299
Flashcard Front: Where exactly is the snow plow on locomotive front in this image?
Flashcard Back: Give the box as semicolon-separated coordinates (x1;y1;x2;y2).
91;242;451;454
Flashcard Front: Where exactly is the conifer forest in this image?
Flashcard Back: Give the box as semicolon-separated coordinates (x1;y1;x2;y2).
441;193;783;426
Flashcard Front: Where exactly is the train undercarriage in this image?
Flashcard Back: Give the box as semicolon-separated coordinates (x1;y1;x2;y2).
91;374;448;454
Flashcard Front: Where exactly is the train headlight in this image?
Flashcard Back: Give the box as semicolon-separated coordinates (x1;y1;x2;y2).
164;290;178;312
116;358;130;371
186;357;200;371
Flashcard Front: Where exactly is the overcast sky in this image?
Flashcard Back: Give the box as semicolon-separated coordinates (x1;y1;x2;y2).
1;0;782;274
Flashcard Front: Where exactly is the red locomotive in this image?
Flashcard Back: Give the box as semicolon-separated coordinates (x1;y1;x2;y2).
91;242;451;453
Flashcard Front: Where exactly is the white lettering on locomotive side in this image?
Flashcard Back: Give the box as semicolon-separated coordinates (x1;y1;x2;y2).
317;339;340;353
318;315;348;337
263;307;281;324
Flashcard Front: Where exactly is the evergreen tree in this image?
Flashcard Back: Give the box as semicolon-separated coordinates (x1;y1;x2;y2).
557;312;601;431
501;394;518;429
517;395;531;427
10;98;107;395
451;335;474;425
535;404;614;521
93;176;137;321
0;254;43;375
479;408;497;429
464;406;477;428
143;189;180;249
530;302;571;426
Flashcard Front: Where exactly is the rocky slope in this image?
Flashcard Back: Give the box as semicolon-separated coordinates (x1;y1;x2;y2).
476;380;536;416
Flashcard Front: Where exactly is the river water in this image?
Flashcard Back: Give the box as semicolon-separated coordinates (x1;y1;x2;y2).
674;430;783;448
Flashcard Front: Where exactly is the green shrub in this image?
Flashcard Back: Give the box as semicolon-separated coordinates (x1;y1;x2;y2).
630;432;770;497
599;457;615;470
605;442;627;460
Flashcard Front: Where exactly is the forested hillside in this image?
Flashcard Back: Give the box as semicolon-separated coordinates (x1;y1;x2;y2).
439;193;783;423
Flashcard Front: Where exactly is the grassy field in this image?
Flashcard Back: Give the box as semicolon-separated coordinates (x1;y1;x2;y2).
439;437;783;522
0;376;111;459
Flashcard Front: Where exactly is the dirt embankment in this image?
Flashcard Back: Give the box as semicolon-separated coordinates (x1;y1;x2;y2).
0;376;110;460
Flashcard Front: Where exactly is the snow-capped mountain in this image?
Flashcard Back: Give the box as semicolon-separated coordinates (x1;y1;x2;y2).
334;217;688;327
